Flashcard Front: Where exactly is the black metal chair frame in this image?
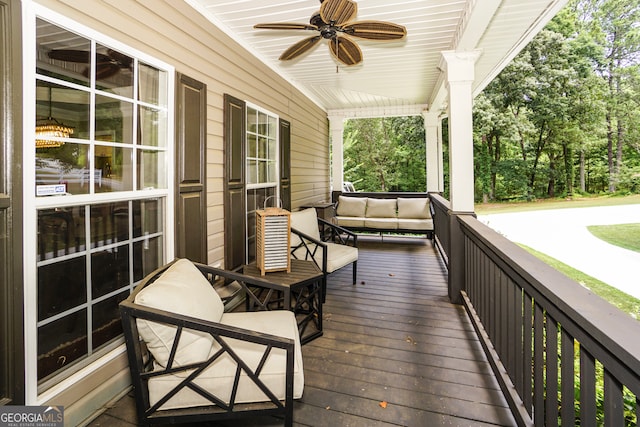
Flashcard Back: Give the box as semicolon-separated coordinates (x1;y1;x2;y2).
120;261;296;427
290;217;358;300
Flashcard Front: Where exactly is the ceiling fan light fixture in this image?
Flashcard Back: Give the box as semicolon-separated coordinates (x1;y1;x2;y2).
254;0;405;67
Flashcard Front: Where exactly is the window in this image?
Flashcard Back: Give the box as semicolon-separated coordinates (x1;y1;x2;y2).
32;16;173;386
245;104;279;262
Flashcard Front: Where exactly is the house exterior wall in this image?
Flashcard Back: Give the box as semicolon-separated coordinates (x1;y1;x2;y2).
33;0;329;266
23;0;329;422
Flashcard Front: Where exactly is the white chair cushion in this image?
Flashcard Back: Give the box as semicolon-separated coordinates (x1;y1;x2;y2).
290;208;321;246
134;259;224;368
148;310;304;409
397;198;431;219
365;198;397;218
325;242;359;273
336;196;367;217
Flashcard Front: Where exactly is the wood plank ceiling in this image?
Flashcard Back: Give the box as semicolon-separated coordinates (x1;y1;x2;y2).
186;0;568;115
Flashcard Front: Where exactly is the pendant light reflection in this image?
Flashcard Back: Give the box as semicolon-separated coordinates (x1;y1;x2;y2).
35;86;73;148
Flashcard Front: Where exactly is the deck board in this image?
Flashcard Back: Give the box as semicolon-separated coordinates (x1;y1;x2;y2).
88;236;516;427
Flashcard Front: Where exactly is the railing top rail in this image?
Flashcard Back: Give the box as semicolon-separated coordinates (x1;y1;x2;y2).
457;214;640;381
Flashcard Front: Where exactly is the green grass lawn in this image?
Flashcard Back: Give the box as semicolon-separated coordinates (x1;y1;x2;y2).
522;245;640;320
587;223;640;253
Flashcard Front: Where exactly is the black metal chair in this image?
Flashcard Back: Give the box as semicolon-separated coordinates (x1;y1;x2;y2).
120;259;303;427
289;208;358;300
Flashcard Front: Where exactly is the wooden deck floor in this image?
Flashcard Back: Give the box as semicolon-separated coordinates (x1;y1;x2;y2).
87;236;516;427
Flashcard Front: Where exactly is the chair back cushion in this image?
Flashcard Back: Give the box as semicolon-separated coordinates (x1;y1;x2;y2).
134;259;224;367
336;196;367;217
290;208;321;244
397;197;431;219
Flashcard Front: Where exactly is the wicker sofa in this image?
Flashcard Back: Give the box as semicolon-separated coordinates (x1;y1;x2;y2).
331;192;433;239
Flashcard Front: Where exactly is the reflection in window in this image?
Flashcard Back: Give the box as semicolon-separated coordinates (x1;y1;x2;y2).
94;44;133;97
94;146;134;193
35;21;167;199
95;95;133;144
35;17;170;385
36;199;163;381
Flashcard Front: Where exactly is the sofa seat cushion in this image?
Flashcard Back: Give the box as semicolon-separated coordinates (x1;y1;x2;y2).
397;218;434;231
397;197;431;219
148;310;304;410
135;259;224;368
365;198;397;218
365;218;398;230
336;196;367;217
334;216;365;228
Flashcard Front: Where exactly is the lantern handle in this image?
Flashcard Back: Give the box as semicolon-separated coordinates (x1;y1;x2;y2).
263;195;283;210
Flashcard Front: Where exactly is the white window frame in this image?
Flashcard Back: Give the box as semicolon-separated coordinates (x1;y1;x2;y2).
245;101;280;193
22;2;175;404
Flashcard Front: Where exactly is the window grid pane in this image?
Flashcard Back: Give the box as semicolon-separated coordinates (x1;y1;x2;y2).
36;14;170;385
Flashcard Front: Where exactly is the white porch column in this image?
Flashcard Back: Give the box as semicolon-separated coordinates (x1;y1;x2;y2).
442;50;481;212
328;114;345;192
422;110;441;193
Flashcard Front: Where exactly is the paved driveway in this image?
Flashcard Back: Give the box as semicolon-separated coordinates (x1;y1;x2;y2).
478;204;640;299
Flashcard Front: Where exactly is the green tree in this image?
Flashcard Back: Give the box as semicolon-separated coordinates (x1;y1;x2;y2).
343;116;426;192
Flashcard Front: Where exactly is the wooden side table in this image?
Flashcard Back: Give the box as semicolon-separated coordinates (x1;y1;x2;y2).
240;259;323;344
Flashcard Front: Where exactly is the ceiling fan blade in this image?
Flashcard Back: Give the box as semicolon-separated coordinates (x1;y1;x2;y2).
344;21;407;40
254;22;317;31
279;35;323;60
320;0;357;26
328;35;362;66
107;49;133;69
95;62;121;80
47;49;91;63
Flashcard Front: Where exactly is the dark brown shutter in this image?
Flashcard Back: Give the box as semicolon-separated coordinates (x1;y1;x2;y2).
175;73;207;263
223;94;246;269
279;119;291;211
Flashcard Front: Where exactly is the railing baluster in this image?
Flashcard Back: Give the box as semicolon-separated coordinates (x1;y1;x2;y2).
534;303;545;424
560;327;575;425
523;293;533;417
507;276;516;385
514;285;524;400
604;368;624;427
580;346;596;426
546;316;559;427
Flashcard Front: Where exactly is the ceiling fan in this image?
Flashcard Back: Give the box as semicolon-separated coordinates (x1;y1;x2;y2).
47;48;133;80
254;0;406;66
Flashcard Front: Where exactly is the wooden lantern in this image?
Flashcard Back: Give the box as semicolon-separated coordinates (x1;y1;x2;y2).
256;205;291;276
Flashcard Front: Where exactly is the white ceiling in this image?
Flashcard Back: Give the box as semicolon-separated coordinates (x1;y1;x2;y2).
185;0;568;115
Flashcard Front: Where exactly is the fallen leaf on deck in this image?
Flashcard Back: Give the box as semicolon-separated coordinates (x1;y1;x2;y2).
388;273;395;277
379;401;388;409
326;406;331;410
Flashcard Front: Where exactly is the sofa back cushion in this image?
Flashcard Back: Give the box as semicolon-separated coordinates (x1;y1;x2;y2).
336;196;367;217
366;198;397;218
134;258;224;367
397;197;431;219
